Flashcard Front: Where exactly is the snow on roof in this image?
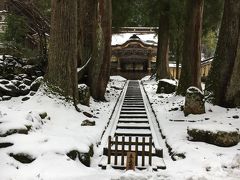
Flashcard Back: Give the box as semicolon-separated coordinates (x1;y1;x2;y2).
112;33;158;46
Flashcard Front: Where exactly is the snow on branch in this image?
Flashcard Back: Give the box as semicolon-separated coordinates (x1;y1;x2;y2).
77;56;92;73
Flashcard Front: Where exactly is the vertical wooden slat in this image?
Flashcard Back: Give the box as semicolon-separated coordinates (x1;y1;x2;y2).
129;136;132;152
135;137;138;166
142;137;145;166
121;136;125;166
149;137;152;166
114;136;118;165
107;136;111;164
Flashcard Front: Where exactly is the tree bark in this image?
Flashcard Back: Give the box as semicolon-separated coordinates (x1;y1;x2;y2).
156;2;170;80
175;39;181;79
77;0;83;68
206;0;240;107
81;0;97;65
77;0;97;84
177;0;204;95
226;38;240;106
88;0;111;100
45;0;78;102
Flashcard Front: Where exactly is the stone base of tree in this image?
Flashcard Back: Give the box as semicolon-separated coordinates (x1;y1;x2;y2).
184;87;205;116
187;125;239;147
78;84;90;106
156;79;177;94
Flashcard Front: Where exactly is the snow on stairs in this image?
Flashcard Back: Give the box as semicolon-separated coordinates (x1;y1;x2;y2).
99;81;166;171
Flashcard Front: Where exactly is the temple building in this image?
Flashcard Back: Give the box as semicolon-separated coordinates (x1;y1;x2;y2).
111;34;157;79
111;31;212;80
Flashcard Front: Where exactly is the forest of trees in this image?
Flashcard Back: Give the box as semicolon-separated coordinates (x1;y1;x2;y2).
2;0;240;108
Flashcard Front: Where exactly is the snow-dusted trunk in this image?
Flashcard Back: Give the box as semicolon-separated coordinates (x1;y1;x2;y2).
45;1;79;102
88;0;111;100
177;0;204;95
156;5;170;80
206;0;240;107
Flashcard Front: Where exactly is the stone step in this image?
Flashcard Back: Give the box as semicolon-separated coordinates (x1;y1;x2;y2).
118;119;149;123
121;108;146;111
117;122;150;129
120;111;146;114
123;103;145;106
119;115;148;118
124;100;143;102
122;105;145;108
115;129;152;137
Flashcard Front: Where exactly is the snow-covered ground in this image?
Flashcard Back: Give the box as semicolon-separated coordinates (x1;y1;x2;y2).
1;75;240;180
142;77;240;180
0;76;128;180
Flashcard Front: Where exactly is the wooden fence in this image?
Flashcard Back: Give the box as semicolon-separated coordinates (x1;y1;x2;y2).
105;136;153;168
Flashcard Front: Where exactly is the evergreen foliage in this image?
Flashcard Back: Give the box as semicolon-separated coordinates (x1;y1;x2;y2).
33;0;51;19
4;14;27;45
2;14;36;57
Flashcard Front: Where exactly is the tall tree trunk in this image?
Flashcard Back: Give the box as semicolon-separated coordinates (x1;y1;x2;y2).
82;0;97;65
156;2;170;80
177;0;204;95
206;0;240;107
89;0;111;100
45;0;79;102
78;0;97;83
77;0;83;68
175;39;181;79
226;38;240;106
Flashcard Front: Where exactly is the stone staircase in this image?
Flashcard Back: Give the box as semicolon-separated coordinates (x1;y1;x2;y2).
99;81;166;170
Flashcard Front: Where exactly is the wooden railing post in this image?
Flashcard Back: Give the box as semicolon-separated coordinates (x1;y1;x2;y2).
114;136;118;165
135;137;138;166
129;136;132;152
142;137;145;166
149;137;152;166
121;136;125;166
107;136;111;164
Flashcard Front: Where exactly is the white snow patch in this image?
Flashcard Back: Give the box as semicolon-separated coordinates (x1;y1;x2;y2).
0;77;126;179
160;79;177;86
110;75;127;81
188;123;239;133
187;86;204;95
78;83;88;89
120;170;148;180
142;78;240;180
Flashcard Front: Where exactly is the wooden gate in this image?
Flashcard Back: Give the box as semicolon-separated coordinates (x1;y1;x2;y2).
103;136;153;169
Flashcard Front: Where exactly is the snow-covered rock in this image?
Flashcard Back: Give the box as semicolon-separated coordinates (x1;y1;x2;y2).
156;79;177;94
78;84;90;106
184;87;205;116
188;124;239;147
30;76;43;92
